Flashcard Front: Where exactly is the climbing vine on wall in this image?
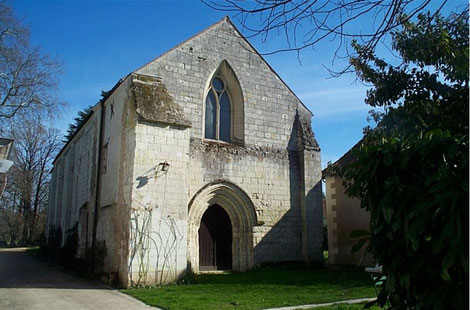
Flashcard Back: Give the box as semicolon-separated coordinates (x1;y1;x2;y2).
128;163;184;286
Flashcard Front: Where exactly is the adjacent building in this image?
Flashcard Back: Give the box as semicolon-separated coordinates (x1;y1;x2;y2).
323;144;373;266
0;138;14;197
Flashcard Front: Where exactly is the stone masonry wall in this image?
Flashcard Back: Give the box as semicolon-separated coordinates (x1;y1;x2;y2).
325;175;373;266
47;109;100;249
47;17;323;287
131;17;323;281
95;76;134;284
47;76;135;285
188;140;307;264
136;18;312;150
128;121;190;285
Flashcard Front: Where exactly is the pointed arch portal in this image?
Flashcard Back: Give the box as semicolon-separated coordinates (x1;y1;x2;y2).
188;181;257;272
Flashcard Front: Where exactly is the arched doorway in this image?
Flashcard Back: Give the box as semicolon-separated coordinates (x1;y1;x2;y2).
198;204;232;270
188;181;257;273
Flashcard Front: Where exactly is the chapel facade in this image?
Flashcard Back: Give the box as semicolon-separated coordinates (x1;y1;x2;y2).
46;17;323;287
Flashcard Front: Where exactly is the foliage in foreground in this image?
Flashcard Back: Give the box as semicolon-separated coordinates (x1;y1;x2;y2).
63;90;110;142
123;267;375;310
63;105;94;142
342;10;468;309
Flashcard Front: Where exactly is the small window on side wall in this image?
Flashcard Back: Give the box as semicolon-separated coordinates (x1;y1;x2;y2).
205;76;231;142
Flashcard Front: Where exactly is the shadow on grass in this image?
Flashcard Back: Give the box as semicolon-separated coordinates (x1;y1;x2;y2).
193;265;372;287
123;265;376;310
314;302;381;310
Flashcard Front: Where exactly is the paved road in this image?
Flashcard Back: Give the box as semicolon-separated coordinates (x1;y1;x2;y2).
0;247;156;310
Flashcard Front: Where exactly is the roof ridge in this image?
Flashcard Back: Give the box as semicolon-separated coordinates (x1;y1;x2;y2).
133;17;228;74
134;15;312;115
221;17;312;115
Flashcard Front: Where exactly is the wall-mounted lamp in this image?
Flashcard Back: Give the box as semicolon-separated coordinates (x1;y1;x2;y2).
160;161;170;172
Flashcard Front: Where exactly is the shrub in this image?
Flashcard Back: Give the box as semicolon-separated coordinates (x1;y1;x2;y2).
343;10;469;309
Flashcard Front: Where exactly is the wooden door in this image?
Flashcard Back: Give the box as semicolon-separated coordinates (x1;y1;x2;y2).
198;204;232;270
198;221;214;269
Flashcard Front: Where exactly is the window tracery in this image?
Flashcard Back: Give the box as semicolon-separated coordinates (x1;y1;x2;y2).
205;75;232;142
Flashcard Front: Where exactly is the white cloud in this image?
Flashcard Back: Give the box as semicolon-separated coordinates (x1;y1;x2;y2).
299;86;371;118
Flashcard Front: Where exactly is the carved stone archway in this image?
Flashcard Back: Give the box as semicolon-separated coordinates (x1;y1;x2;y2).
188;181;257;272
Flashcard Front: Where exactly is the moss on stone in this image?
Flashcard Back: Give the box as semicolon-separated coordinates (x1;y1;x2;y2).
131;74;192;127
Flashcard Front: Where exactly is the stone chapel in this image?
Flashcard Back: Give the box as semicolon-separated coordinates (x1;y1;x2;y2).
46;17;323;287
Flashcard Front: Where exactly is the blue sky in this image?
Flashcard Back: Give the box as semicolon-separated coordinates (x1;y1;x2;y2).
9;0;465;167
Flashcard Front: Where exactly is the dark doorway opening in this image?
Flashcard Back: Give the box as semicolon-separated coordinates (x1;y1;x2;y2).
199;204;232;271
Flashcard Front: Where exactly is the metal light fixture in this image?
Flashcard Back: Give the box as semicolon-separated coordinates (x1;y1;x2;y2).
160;161;170;172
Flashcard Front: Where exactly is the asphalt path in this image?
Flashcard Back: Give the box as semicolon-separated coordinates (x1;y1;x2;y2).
0;247;156;310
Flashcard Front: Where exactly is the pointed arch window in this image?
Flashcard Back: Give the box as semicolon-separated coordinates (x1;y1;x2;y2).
205;76;231;142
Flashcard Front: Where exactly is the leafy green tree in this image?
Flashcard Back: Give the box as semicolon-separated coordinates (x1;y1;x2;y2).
64;90;111;142
342;10;468;309
64;105;93;142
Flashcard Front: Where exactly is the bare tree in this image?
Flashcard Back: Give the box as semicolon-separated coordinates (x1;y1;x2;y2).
0;2;63;119
0;185;22;245
204;0;449;70
0;118;61;244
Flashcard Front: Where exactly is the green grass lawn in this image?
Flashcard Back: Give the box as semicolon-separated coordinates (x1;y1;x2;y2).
123;266;376;310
